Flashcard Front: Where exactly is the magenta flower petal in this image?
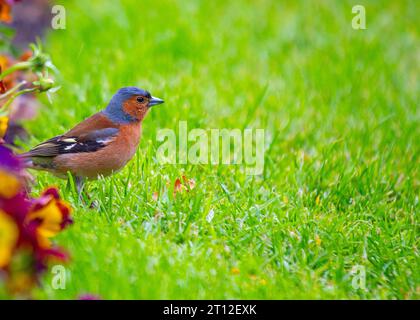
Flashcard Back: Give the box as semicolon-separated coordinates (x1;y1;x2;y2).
0;145;22;171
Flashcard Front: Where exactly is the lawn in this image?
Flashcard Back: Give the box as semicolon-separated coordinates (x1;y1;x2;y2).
21;0;419;299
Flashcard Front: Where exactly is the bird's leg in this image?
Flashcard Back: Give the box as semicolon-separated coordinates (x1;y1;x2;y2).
75;176;97;209
75;176;86;204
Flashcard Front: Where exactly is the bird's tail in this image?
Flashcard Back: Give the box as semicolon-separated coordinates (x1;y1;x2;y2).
18;152;34;168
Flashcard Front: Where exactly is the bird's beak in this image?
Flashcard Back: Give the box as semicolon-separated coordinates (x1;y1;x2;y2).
148;96;164;107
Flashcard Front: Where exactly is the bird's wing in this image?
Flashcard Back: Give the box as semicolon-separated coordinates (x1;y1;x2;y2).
24;127;119;158
23;112;120;158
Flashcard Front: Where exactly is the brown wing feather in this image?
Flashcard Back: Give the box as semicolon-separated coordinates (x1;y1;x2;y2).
64;112;118;139
23;112;118;158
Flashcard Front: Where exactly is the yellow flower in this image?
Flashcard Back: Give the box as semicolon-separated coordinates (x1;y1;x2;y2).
0;209;19;268
26;197;70;248
0;116;9;138
0;169;21;199
0;55;8;68
315;195;320;205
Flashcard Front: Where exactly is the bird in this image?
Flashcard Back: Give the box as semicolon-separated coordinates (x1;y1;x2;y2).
21;86;164;203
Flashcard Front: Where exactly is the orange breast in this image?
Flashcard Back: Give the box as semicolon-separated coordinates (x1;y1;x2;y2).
53;123;142;179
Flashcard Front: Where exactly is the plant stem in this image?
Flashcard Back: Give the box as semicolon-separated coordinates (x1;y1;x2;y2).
0;87;38;111
0;61;32;80
0;81;27;100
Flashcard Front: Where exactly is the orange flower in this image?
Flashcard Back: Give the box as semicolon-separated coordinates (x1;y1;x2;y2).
0;55;17;91
174;177;182;195
0;0;12;23
183;175;196;190
173;175;196;197
19;50;32;62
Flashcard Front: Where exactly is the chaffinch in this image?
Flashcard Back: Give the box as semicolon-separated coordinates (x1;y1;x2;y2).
22;86;164;198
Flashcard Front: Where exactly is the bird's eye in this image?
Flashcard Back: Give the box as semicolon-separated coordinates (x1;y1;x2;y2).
137;97;145;103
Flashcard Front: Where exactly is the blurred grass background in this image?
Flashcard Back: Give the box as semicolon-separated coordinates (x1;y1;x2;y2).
23;0;419;299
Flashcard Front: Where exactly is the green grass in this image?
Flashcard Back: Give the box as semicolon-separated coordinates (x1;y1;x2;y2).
21;0;419;299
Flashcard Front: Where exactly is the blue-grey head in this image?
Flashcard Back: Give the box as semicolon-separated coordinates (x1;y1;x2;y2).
103;87;164;123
